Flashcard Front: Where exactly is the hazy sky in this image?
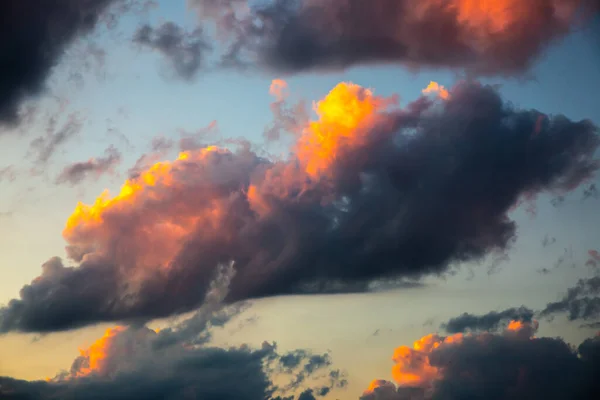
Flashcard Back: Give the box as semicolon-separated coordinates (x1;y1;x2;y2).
1;2;600;400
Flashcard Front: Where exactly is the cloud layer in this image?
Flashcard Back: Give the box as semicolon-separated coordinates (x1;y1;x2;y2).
1;81;599;333
0;263;345;400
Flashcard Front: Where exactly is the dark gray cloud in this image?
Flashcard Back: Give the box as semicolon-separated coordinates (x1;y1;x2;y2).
430;333;600;400
0;332;341;400
55;145;121;185
541;276;600;322
0;0;112;126
0;264;345;400
165;0;600;78
1;82;599;333
0;0;159;129
362;326;600;400
442;306;535;333
133;22;211;81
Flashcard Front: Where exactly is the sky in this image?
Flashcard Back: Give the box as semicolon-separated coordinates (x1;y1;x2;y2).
1;1;600;399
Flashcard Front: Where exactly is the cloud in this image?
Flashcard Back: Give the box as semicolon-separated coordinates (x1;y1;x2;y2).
0;341;341;400
0;0;158;129
422;81;450;100
587;249;600;268
441;306;535;333
0;166;17;183
0;0;109;126
361;321;600;400
0;263;346;400
171;0;600;78
1;81;599;333
541;276;600;322
29;112;85;165
133;22;212;81
264;79;308;141
55;145;122;186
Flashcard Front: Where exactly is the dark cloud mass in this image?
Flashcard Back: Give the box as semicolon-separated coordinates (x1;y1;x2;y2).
442;306;535;333
362;325;600;400
0;341;339;400
0;264;346;400
55;145;122;185
174;0;600;78
0;0;115;127
1;81;599;333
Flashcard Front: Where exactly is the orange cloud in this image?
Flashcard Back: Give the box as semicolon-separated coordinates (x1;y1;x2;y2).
422;81;449;100
391;333;454;389
63;146;232;274
295;82;398;177
2;80;598;335
75;326;127;377
372;319;545;396
269;78;289;101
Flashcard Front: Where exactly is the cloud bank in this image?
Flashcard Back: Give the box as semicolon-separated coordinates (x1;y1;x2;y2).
1;80;598;333
0;262;346;400
361;320;600;400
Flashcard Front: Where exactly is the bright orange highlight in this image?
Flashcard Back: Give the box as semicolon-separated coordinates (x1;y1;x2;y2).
422;81;450;100
76;326;127;377
507;320;524;331
295;82;396;177
363;379;395;396
452;0;524;34
65;150;204;235
62;146;225;270
391;334;446;387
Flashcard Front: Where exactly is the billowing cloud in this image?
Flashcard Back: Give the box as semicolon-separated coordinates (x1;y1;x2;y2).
0;263;346;400
361;321;600;400
56;145;122;186
1;80;599;333
165;0;600;78
441;306;535;333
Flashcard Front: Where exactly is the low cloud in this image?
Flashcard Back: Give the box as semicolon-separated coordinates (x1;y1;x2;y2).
361;321;600;400
0;263;346;400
